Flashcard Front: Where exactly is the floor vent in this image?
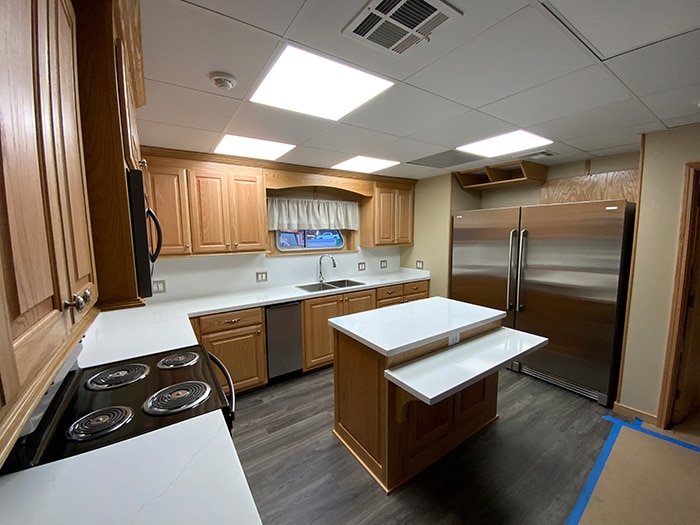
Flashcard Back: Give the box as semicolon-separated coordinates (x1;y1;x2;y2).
343;0;462;55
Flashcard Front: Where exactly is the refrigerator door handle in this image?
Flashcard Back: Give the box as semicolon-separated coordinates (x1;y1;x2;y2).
506;229;517;310
516;229;528;312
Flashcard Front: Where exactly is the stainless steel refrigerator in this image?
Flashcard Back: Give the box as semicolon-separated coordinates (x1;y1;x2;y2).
450;200;635;406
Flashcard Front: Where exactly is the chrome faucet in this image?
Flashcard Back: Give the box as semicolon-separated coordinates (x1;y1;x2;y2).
318;254;336;282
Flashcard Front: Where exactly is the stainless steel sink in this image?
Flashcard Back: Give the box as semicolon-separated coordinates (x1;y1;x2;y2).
295;279;365;292
325;279;364;288
296;282;340;292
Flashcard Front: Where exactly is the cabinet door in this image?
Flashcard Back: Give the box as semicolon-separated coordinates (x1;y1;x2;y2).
396;188;413;245
147;160;192;255
201;324;267;393
403;280;428;303
303;294;344;371
229;167;267;252
375;186;396;245
188;168;231;253
49;0;98;325
343;289;376;315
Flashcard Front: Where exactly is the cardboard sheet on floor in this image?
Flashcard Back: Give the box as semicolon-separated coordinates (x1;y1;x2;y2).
579;426;700;524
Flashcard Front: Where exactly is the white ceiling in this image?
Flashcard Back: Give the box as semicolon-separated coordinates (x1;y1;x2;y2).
136;0;700;179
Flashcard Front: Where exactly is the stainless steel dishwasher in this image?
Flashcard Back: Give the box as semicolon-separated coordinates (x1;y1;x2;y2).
265;301;303;379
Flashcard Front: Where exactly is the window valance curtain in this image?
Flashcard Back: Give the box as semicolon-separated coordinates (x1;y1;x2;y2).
267;197;359;231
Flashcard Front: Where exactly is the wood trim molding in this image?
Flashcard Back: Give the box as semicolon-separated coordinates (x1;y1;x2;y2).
613;401;658;426
0;307;99;466
141;146;417;187
616;139;645;406
657;161;700;428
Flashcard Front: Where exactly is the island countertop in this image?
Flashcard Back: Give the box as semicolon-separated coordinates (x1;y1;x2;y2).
328;296;506;356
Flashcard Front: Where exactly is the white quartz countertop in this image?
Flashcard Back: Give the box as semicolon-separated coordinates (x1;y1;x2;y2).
384;327;548;405
328;296;505;356
0;412;261;525
0;269;429;523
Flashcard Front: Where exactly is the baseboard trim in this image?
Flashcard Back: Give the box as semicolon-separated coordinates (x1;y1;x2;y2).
613;401;658;427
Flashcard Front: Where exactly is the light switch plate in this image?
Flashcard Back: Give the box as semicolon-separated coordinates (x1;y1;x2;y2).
416;260;424;269
152;280;166;293
358;262;366;271
380;260;387;269
256;271;268;283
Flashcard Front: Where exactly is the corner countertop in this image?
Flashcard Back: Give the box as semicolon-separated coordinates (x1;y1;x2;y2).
0;268;429;524
328;296;505;356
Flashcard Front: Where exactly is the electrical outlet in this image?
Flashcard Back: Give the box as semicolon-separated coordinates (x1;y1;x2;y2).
380;260;387;269
358;262;366;271
152;280;166;294
416;260;424;269
256;271;268;283
448;333;459;346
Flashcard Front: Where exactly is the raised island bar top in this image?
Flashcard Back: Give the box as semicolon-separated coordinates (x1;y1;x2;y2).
329;297;547;492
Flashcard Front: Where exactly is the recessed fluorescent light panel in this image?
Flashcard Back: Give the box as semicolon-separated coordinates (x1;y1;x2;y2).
214;134;295;160
457;130;553;158
331;156;399;174
251;45;394;121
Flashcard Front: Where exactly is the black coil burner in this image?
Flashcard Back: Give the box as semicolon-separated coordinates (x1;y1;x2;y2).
157;351;200;370
142;381;211;416
66;406;134;442
85;364;150;391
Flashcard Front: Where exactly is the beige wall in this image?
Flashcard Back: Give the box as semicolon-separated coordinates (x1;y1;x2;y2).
620;124;700;416
400;174;453;296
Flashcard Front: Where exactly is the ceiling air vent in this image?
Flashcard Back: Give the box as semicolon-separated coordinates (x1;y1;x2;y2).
343;0;463;55
517;150;556;160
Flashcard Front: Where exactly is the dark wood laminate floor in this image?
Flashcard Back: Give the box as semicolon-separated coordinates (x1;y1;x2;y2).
231;368;613;525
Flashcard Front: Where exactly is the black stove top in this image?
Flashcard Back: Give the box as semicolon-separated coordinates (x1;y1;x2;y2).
2;344;229;473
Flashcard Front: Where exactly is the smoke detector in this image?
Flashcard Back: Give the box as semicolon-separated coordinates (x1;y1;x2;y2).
343;0;463;55
209;72;237;91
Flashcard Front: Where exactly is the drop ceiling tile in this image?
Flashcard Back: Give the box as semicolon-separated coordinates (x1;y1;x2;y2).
363;138;445;162
275;146;349;169
374;164;445;179
284;0;528;81
406;7;593;108
589;143;642;158
341;84;467;136
606;29;700;97
224;102;333;144
140;0;279;99
641;83;700;122
531;99;659;142
185;0;306;36
137;120;222;153
409;110;515;149
664;114;700;128
302;123;398;154
565;122;662;152
136;80;238;132
480;66;630;127
547;0;700;58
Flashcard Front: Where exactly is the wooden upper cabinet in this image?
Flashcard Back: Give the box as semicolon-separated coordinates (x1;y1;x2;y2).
228;167;267;252
361;182;415;247
188;167;232;254
146;159;191;255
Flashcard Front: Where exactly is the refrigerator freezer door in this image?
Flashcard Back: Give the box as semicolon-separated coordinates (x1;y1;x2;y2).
451;207;521;328
514;200;631;402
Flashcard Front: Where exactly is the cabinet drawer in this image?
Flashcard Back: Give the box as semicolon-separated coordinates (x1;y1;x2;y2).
376;284;403;300
403;281;428;295
198;307;263;335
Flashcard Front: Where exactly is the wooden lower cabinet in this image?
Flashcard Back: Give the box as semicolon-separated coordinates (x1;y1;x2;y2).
302;289;376;372
194;307;267;394
376;280;429;308
333;330;498;493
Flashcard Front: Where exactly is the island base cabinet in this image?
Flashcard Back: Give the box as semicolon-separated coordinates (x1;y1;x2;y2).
333;331;499;493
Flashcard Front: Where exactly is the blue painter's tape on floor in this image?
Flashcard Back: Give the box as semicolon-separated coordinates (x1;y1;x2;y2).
603;415;700;453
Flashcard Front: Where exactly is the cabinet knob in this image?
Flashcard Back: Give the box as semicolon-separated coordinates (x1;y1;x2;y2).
257;329;261;335
226;243;230;247
64;294;86;313
184;244;190;249
138;159;148;168
82;289;92;305
224;318;241;324
234;242;239;247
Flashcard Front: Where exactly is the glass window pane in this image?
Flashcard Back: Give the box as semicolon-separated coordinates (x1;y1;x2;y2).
276;229;344;251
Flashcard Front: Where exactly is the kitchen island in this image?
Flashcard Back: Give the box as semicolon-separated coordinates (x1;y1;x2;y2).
329;297;547;492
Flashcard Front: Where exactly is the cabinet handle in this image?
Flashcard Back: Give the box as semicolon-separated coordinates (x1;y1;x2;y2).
412;286;418;290
386;290;395;295
224;318;242;324
138;159;148;168
64;294;86;313
82;289;92;306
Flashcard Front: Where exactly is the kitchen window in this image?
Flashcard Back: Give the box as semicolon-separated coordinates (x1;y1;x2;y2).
276;229;345;252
